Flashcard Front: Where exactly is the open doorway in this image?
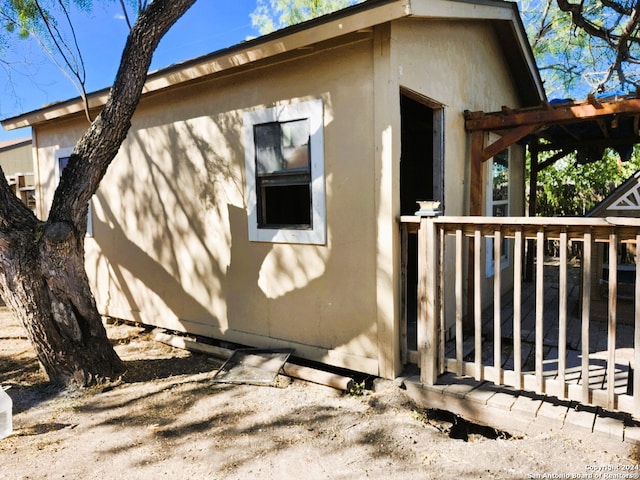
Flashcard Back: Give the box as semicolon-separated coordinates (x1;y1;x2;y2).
400;88;444;352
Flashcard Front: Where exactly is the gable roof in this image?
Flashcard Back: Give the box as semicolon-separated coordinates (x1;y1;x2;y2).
2;0;544;131
588;170;640;218
0;137;30;152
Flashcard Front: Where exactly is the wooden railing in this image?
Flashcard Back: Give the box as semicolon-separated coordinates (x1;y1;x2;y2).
400;215;640;417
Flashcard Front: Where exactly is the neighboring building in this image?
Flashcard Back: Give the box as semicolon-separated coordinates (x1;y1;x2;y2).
588;171;640;300
1;0;544;379
0;137;35;211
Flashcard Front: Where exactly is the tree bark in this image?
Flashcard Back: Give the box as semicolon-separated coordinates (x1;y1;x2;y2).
0;0;197;388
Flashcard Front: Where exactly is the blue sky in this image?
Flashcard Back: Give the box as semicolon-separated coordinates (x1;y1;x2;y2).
0;1;259;142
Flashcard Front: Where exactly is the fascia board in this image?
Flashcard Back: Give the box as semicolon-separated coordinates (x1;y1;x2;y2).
408;0;516;20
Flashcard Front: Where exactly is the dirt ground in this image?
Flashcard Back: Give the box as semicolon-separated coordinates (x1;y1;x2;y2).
1;307;638;480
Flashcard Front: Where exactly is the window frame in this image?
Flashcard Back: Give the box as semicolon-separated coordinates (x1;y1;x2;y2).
55;148;93;238
243;99;326;245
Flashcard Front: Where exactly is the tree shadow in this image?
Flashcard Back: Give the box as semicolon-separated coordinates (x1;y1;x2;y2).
4;380;65;415
121;354;222;384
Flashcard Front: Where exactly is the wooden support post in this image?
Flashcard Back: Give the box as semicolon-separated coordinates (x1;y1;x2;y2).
465;131;485;333
418;217;439;385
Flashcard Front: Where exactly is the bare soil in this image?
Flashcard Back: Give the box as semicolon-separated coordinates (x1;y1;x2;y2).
0;307;638;480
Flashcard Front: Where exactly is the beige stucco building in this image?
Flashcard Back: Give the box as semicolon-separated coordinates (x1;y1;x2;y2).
0;137;35;210
2;0;544;379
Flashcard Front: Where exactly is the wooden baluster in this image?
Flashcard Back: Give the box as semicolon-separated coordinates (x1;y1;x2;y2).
513;228;523;389
474;228;483;380
581;233;592;405
608;233;618;410
558;230;568;397
536;229;545;394
400;224;408;365
439;228;445;374
455;229;464;375
494;228;503;385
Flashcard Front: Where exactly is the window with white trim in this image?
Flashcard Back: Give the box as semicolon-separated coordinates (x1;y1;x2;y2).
56;148;93;237
243;99;326;244
486;148;509;277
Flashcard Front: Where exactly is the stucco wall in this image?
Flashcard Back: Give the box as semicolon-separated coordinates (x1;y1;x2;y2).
0;142;32;176
35;39;382;374
32;16;533;378
392;19;528;327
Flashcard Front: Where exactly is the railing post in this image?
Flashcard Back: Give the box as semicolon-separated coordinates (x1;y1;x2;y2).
418;215;439;385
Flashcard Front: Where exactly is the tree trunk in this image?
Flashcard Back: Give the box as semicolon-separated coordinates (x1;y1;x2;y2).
0;0;197;388
0;218;125;386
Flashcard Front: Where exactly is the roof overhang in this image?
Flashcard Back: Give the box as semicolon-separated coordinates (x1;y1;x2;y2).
2;0;544;130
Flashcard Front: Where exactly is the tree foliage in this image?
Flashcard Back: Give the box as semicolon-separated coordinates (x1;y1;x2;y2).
531;148;640;217
519;0;640;97
251;0;364;35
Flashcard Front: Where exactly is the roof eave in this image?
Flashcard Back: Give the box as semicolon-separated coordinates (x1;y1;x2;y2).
1;0;409;130
2;0;545;129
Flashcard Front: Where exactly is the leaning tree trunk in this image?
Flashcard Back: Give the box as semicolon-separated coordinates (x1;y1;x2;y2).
0;195;125;386
0;0;197;388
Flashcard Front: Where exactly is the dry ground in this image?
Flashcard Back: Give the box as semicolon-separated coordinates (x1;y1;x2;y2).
0;306;638;480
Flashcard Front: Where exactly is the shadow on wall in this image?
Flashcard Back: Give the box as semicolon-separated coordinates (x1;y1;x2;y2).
88;100;378;369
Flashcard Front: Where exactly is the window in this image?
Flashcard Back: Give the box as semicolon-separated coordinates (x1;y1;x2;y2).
486;148;509;277
243;99;325;244
56;148;93;237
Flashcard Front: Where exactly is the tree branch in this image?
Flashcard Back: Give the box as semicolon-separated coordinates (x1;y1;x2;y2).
49;0;197;229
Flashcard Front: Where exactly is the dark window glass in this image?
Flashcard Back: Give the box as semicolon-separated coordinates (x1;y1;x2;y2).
255;119;312;229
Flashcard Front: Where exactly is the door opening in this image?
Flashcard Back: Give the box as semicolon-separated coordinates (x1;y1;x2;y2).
400;90;443;354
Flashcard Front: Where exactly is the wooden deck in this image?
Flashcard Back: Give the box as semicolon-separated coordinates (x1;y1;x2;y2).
403;372;640;443
404;261;640;442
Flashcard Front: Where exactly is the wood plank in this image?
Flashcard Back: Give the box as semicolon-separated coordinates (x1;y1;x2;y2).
513;229;523;389
469;131;484;216
563;405;596;435
464;98;640;131
455;228;464;374
439;228;445;375
536;398;570;431
536;229;545;393
511;394;543;419
608;235;618;409
593;411;625;440
400;225;409;365
474;229;483;381
635;234;640;417
558;231;568;396
494;228;503;385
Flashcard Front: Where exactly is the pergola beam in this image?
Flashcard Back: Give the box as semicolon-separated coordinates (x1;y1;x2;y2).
465;97;640;132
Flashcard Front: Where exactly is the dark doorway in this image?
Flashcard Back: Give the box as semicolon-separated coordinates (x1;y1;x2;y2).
400;91;442;352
